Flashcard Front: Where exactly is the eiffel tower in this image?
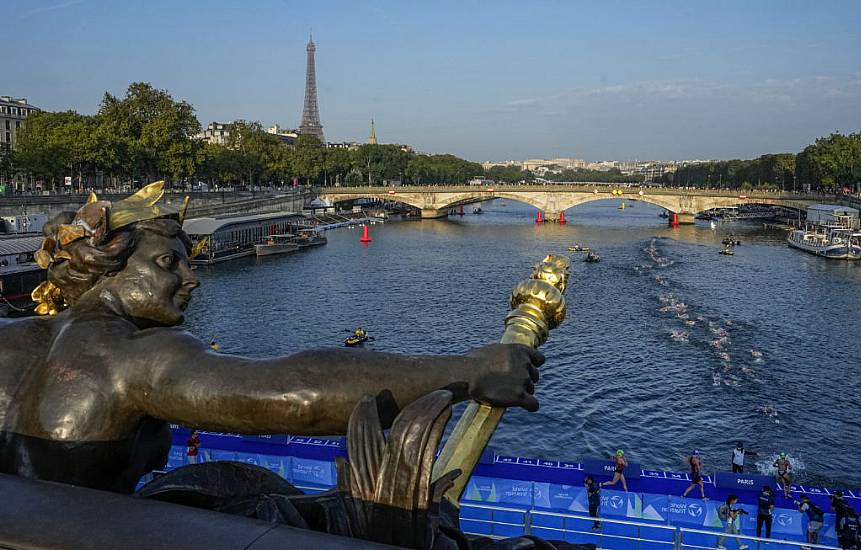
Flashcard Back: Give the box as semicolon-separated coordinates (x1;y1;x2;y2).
298;34;324;143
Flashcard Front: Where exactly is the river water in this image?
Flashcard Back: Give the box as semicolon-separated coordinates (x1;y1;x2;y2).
184;199;861;489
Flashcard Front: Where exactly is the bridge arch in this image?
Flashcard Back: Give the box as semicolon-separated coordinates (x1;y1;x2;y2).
320;192;427;212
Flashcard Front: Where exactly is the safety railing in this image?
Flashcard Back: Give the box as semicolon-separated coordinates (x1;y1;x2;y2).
530;510;678;549
678;526;841;550
459;503;845;550
459;502;531;539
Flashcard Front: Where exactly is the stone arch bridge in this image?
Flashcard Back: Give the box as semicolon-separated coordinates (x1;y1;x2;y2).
319;184;820;224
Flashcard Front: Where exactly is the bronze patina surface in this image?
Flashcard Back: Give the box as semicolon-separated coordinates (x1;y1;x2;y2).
0;183;543;494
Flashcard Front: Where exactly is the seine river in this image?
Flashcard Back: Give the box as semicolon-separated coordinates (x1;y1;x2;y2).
184;199;861;489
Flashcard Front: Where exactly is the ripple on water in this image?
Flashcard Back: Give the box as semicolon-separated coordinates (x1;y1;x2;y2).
183;202;861;488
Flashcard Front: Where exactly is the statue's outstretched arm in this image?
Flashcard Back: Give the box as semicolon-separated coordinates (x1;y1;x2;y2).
127;329;541;435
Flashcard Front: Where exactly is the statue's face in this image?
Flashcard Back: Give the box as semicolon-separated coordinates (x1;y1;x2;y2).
106;231;199;326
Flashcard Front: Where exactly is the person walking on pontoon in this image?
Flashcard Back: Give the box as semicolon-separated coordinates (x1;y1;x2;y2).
602;449;629;492
584;475;601;530
682;450;707;499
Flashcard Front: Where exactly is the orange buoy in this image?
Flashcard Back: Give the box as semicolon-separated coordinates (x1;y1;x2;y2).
559;211;566;225
671;212;679;227
360;224;372;243
536;210;543;224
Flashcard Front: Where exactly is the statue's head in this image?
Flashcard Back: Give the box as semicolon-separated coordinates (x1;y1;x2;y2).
33;182;199;327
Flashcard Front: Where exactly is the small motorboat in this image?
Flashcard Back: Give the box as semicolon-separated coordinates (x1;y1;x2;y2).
473;207;484;215
567;243;591;252
344;334;369;347
295;229;328;248
659;211;669;219
584;252;601;263
720;246;735;256
255;235;300;257
722;237;741;246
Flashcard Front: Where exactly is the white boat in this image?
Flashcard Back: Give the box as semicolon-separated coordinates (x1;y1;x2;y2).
787;227;861;260
786;205;861;260
294;229;328;248
255;235;300;257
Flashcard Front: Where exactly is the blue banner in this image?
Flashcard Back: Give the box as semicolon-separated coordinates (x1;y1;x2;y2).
771;508;803;537
601;489;643;519
242;434;291;445
291;457;336;487
532;483;588;512
713;471;772;492
642;494;669;522
463;476;533;507
667;496;711;527
582;459;641;480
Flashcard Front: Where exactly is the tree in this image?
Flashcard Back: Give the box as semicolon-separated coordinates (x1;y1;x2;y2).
98;82;201;185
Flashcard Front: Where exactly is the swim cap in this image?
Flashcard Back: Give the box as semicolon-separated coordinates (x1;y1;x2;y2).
616;449;624;456
693;449;700;455
779;452;786;458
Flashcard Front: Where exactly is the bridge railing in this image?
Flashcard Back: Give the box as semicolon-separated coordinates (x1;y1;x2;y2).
319;184;829;200
458;503;843;549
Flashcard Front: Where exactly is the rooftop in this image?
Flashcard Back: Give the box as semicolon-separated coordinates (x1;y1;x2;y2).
0;235;42;257
183;211;304;236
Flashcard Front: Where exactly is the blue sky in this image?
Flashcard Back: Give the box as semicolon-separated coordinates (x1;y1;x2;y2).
7;0;861;161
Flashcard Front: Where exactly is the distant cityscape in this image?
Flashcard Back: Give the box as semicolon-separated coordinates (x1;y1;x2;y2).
481;158;713;183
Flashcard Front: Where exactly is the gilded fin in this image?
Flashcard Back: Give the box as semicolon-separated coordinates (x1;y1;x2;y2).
125;181;165;207
190;237;208;259
179;196;190;224
87;191;98;204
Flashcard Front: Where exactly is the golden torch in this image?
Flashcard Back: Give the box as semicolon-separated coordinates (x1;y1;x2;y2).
432;254;571;505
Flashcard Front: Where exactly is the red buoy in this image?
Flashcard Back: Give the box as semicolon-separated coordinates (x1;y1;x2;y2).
535;210;543;224
459;205;465;216
671;212;679;227
360;224;372;243
559;211;566;225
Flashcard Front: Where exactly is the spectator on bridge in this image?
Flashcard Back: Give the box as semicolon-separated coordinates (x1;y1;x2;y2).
682;450;706;499
774;452;792;498
601;449;628;492
795;495;824;547
584;475;601;530
756;486;775;538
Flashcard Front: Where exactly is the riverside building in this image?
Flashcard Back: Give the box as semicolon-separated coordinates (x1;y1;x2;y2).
0;96;40;149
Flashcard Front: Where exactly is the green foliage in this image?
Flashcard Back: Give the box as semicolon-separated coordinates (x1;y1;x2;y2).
795;132;861;190
667;153;797;190
545;168;640;184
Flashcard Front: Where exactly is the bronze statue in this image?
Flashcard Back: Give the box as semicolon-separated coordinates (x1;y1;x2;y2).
0;182;543;494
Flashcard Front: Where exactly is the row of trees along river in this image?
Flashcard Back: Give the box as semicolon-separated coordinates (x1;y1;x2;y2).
1;82;859;192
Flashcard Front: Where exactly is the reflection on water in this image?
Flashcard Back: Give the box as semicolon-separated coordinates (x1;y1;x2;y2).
184;199;861;488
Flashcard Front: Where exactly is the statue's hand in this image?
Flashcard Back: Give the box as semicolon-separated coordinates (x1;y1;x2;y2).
466;343;544;411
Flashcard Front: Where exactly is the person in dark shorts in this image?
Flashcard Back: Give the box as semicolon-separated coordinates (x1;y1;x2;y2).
839;509;860;550
186;430;201;464
731;442;746;473
682;450;706;499
584;474;601;530
774;452;792;498
601;449;629;492
756;486;775;538
795;495;824;546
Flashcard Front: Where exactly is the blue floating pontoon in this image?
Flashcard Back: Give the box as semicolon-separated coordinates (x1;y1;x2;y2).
154;427;860;547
